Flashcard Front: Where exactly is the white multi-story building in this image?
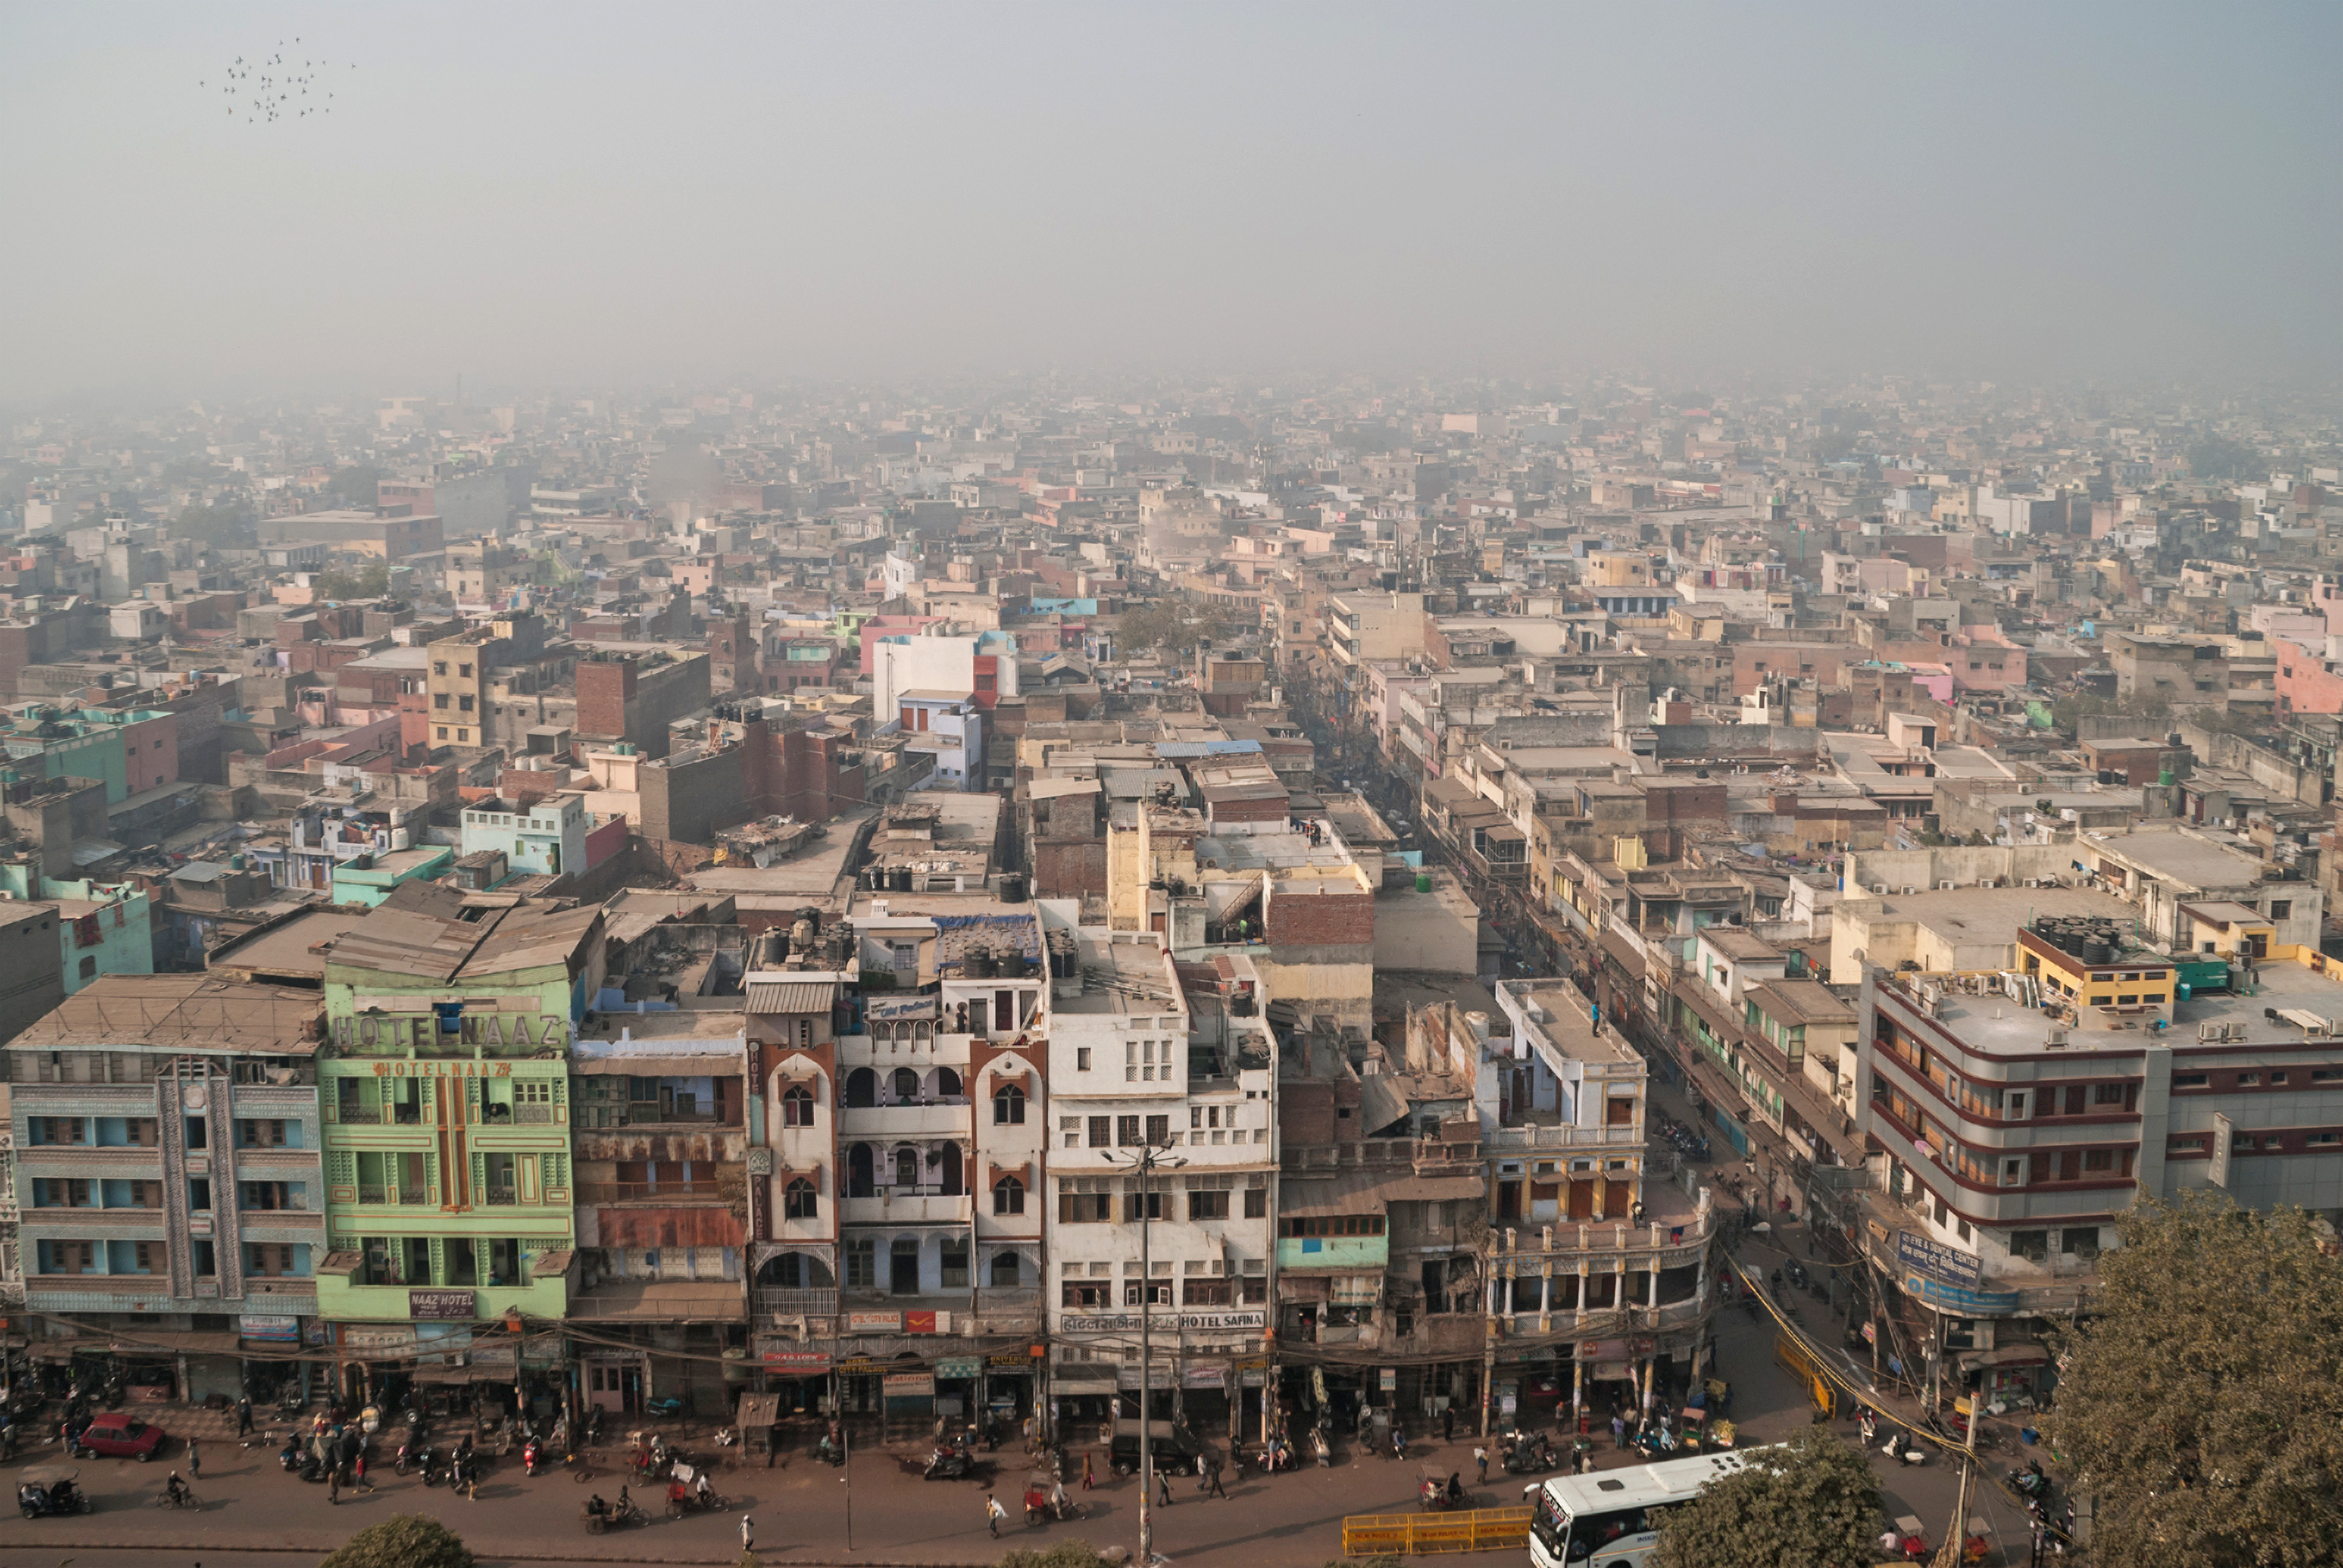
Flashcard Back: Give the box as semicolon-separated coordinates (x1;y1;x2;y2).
1042;927;1278;1447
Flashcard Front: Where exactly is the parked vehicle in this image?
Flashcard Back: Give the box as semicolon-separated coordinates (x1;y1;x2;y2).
583;1494;646;1533
73;1412;165;1461
1109;1417;1204;1477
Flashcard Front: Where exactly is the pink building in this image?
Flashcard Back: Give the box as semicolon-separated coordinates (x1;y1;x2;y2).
2275;637;2343;715
1948;629;2027;693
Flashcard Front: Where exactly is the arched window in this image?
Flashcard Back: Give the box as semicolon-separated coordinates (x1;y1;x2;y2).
890;1067;920;1103
992;1083;1026;1125
780;1085;815;1128
939;1142;964;1196
893;1145;920;1188
77;956;96;982
936;1067;963;1098
844;1068;876;1109
991;1175;1025;1216
847;1142;876;1198
990;1249;1022;1287
784;1178;818;1219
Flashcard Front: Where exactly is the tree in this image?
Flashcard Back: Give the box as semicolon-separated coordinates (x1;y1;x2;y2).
319;1514;476;1568
170;501;254;549
314;561;390;600
324;465;386;508
1649;1427;1880;1568
2043;1191;2343;1568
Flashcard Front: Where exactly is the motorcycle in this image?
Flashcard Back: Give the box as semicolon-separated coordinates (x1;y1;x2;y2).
1882;1432;1928;1466
923;1445;978;1481
1500;1439;1560;1476
1418;1476;1468;1513
397;1439;437;1478
2010;1463;2051;1500
1310;1428;1332;1467
524;1438;543;1477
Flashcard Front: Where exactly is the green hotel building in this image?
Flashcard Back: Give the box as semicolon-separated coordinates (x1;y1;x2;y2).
312;893;604;1399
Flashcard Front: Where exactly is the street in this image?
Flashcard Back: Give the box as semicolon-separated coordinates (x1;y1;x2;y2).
0;1285;2049;1568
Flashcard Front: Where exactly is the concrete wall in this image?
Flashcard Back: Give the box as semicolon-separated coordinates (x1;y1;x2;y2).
1846;844;2072;895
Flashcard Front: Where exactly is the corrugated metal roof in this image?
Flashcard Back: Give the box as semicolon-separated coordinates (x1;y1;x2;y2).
746;978;839;1014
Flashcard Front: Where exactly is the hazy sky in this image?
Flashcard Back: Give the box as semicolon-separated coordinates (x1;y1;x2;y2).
3;2;2339;400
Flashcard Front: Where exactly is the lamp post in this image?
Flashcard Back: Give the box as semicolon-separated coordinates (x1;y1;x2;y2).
1109;1139;1186;1568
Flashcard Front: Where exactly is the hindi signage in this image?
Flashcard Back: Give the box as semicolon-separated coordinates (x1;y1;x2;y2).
1057;1310;1266;1335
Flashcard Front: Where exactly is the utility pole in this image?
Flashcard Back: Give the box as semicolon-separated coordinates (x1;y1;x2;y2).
1111;1139;1186;1568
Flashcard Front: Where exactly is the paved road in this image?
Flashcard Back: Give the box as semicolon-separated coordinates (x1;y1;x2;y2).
0;1306;2052;1568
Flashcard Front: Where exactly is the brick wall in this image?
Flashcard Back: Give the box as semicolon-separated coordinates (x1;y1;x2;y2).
575;657;636;743
1265;886;1375;946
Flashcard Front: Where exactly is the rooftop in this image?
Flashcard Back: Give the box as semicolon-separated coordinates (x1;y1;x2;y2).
1892;957;2343;1057
12;973;321;1053
1055;931;1185;1016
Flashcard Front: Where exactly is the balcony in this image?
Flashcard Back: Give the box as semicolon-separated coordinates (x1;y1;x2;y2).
841;1193;972;1225
576;1180;730;1204
839;1101;971;1139
754;1287;840;1318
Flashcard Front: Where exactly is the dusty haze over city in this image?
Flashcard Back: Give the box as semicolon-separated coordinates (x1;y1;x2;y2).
3;2;2341;401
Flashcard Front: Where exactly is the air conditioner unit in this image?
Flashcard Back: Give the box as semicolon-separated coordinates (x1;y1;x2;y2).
1938;881;1956;891
1903;886;1919;896
2023;878;2040;889
1873;883;1889;895
2045;1027;2070;1046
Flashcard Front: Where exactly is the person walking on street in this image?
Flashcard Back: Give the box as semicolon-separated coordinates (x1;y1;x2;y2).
765;1424;778;1468
1610;1412;1627;1450
740;1514;755;1553
353;1451;372;1493
1157;1466;1174;1508
986;1493;1007;1538
236;1395;253;1437
327;1464;341;1506
1207;1456;1228;1499
1442;1406;1455;1443
1081;1451;1095;1491
187;1438;201;1481
1474;1444;1488;1484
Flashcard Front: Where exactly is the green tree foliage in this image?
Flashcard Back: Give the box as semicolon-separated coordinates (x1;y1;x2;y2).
324;465;387;508
1649;1427;1880;1568
314;561;390;600
1116;596;1236;655
170;501;255;549
2184;436;2262;483
2045;1191;2343;1568
319;1514;476;1568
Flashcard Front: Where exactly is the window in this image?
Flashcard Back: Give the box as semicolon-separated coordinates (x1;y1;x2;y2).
780;1085;815;1128
2270;900;2292;921
993;1176;1025;1216
1125;1190;1164;1222
1057;1188;1111;1224
1075;1047;1092;1072
2238;1073;2261;1086
940;1241;969;1289
1244;1186;1267;1219
843;1238;876;1290
2083;1149;2114;1172
1145;1114;1170;1145
30;1117;85;1146
2172;1073;2209;1089
1061;1279;1110;1308
433;661;447;675
993;1084;1026;1125
1183;1277;1232;1306
2009;1230;2049;1263
1116;1115;1140;1147
783;1179;818;1220
77;956;95;982
1123;1279;1172;1306
44;1241;94;1275
1278;1216;1388;1238
437;727;449;740
2092;1084;2127;1106
458;663;472;678
1087;1116;1111;1149
1188;1188;1229;1221
433;693;449;709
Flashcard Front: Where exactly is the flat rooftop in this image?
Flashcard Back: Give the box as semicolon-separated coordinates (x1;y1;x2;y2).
2083;826;2267;890
1910;957;2343;1057
1845;884;2133;945
1055;932;1185;1016
1507;979;1636;1065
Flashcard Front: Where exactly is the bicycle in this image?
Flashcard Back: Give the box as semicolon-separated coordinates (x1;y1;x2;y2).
153;1488;202;1509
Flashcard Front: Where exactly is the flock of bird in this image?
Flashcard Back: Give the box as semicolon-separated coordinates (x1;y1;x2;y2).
200;37;351;123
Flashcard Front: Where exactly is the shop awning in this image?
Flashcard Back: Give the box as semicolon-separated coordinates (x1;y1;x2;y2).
1957;1346;2049;1373
747;979;839;1015
736;1392;783;1429
1281;1171;1483;1217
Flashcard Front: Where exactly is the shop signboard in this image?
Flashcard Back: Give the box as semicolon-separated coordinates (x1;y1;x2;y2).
755;1340;833;1371
1116;1365;1176;1389
1895;1231;1981;1290
1378;1368;1396;1392
410;1289;476;1320
1182;1367;1226;1389
936;1357;982;1381
238;1314;300;1343
883;1371;936;1397
1058;1310;1266;1335
988;1350;1033;1367
846;1310;902;1334
1903;1275;2021;1315
342;1324;418;1354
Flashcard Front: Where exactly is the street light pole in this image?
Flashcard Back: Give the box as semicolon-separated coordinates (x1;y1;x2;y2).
1114;1139;1186;1568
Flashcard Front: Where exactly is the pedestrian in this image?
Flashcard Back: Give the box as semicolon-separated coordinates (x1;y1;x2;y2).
1157;1466;1174;1508
1442;1406;1455;1443
1474;1444;1488;1484
354;1452;371;1492
187;1438;201;1481
765;1424;777;1469
236;1395;253;1437
1207;1456;1228;1499
1081;1450;1095;1491
1610;1412;1627;1450
986;1493;1007;1538
741;1513;755;1553
327;1464;341;1506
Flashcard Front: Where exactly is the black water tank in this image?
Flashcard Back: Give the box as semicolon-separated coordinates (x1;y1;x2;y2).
2083;939;2113;966
1000;872;1028;903
968;947;997;979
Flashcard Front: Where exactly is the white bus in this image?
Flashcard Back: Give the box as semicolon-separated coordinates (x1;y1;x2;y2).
1527;1448;1782;1568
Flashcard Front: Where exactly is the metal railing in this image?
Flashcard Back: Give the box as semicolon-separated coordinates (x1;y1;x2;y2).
754;1287;839;1317
1343;1507;1533;1556
574;1180;729;1203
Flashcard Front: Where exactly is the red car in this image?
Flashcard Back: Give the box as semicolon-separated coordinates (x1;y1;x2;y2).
73;1413;165;1460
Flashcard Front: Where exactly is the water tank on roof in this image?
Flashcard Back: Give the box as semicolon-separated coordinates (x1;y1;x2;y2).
1000;872;1028;903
